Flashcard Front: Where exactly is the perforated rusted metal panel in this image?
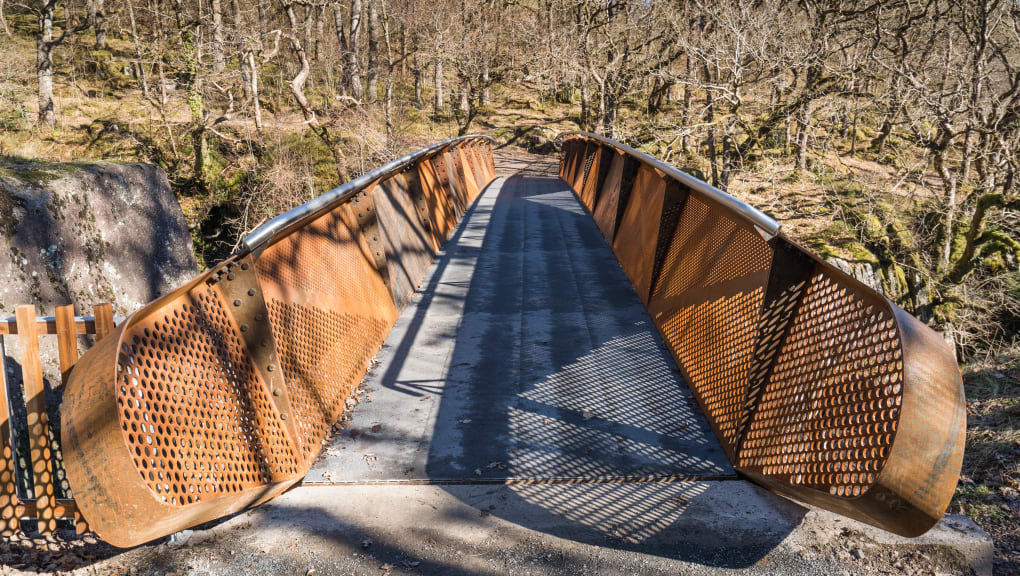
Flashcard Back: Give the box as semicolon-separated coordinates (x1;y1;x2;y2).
373;175;439;309
257;202;397;462
61;137;496;547
62;255;304;546
612;165;668;305
455;146;481;203
444;152;470;214
579;145;605;212
560;133;965;537
593;151;625;243
418;158;458;245
571;142;591;192
649;191;774;458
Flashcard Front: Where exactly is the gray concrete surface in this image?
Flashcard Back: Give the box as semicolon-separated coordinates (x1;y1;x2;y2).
72;481;990;576
306;172;732;484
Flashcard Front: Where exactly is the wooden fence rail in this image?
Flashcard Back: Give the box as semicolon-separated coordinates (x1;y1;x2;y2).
0;303;118;537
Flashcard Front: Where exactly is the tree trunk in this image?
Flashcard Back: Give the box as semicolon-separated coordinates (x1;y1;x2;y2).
212;0;226;72
382;0;393;144
315;4;325;59
412;54;423;107
231;0;251;99
257;0;267;48
602;88;617;138
580;82;591;130
366;0;379;102
92;0;107;49
795;100;812;171
1;0;10;36
703;61;718;186
127;0;149;98
933;129;958;275
399;26;406;76
680;55;691;154
433;52;443;115
283;0;345;180
247;51;263;131
331;1;348;96
481;64;490;106
721;116;736;190
347;0;363;100
37;3;56;127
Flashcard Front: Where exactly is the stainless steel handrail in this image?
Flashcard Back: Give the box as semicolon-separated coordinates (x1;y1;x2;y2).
563;132;781;237
241;134;495;253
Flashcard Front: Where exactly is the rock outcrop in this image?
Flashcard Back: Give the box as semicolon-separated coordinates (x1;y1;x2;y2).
1;160;197;317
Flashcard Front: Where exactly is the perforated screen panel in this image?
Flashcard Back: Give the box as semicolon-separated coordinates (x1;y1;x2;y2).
116;285;301;505
257;203;397;461
558;134;964;538
738;270;903;498
649;193;773;453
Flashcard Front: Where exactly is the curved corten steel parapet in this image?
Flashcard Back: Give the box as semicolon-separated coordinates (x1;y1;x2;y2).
559;132;965;537
62;136;496;547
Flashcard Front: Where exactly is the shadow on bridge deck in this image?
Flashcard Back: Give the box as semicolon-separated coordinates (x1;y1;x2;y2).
296;151;803;567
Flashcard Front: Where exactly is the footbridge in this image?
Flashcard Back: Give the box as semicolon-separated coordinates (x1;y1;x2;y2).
52;134;964;548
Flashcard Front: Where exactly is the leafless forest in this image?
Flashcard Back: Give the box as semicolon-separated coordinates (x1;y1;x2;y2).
0;0;1018;566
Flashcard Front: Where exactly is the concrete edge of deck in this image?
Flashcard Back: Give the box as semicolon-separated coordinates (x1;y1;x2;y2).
151;480;993;576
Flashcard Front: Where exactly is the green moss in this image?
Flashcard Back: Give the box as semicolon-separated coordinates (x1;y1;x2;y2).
0;186;23;238
846;241;880;264
0;162;76;186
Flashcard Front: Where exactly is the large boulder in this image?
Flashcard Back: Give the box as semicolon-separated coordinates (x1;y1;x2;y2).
1;160;197;316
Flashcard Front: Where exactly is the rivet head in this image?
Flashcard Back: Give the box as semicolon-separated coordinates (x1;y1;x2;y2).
255;313;264;321
233;299;242;307
280;413;288;421
248;289;256;296
241;262;250;270
267;364;275;372
240;324;249;332
227;273;236;281
273;388;281;397
261;339;269;347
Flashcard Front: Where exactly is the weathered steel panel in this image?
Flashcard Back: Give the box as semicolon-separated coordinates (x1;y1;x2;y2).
374;174;438;309
648;192;773;459
63;256;304;547
257;202;397;462
455;146;481;203
593;151;625;243
420;158;458;244
611;166;667;305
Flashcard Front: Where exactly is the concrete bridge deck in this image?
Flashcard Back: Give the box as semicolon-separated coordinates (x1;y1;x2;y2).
305;153;730;485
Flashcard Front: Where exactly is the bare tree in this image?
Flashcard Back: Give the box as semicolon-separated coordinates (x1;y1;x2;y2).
36;0;90;127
